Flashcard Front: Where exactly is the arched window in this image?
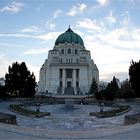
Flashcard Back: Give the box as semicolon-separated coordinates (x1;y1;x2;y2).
75;49;78;54
60;81;62;87
76;81;79;87
61;49;64;54
66;69;72;78
59;69;62;78
76;59;79;63
68;49;71;54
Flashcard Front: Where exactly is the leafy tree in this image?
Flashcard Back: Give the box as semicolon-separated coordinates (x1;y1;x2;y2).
5;62;36;97
104;76;119;101
89;78;98;96
129;60;140;97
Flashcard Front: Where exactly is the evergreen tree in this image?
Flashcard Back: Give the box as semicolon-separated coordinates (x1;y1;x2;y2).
129;60;140;97
0;85;7;98
5;62;20;96
118;79;134;98
95;89;105;100
89;78;98;96
5;62;36;97
104;76;119;101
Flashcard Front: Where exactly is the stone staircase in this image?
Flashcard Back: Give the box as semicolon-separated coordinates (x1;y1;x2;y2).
64;87;74;95
57;87;62;94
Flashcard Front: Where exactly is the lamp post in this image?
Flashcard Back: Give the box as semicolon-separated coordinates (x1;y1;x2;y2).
36;103;41;112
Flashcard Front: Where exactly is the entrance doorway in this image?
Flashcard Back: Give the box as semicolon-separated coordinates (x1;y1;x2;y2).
65;81;74;95
67;81;71;87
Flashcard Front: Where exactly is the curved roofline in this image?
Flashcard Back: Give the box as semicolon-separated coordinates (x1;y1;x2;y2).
54;27;84;46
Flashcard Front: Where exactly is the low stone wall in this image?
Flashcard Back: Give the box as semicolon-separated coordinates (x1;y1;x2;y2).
0;112;17;125
125;113;140;125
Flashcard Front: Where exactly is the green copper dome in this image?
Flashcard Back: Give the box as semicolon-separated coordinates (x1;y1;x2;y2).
55;27;84;46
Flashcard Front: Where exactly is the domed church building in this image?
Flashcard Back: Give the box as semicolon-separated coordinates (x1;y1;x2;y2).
38;27;99;95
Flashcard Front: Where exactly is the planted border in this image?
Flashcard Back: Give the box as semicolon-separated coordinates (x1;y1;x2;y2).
9;104;50;118
90;105;131;118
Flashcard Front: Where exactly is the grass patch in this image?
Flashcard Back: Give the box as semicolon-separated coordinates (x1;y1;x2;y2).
90;105;131;118
9;104;50;117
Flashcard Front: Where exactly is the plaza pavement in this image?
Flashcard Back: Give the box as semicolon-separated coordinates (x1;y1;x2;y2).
0;122;140;139
0;100;140;139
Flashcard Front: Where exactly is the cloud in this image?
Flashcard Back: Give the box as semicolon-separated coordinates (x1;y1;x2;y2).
0;54;40;81
77;18;102;32
133;29;140;40
20;26;40;33
23;48;50;55
44;9;62;30
45;21;56;30
0;55;12;78
0;1;23;13
100;72;128;82
25;63;40;81
0;33;34;38
0;31;61;42
105;10;116;24
120;14;130;27
97;27;140;50
53;9;62;18
0;42;28;49
76;12;140;82
67;3;87;16
97;0;108;6
37;32;61;41
85;40;131;82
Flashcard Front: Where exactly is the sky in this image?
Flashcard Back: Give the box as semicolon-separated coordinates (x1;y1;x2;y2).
0;0;140;82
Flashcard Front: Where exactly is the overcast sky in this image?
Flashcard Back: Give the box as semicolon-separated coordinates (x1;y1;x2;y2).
0;0;140;82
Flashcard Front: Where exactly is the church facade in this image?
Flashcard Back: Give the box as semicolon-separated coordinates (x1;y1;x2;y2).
38;27;99;95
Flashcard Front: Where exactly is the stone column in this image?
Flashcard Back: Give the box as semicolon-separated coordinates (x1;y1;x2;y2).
46;66;50;93
73;69;76;95
62;69;66;94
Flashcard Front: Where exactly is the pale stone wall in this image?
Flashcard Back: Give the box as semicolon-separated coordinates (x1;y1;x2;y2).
37;41;99;95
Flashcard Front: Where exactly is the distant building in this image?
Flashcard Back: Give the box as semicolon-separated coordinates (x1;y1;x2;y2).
38;27;99;95
0;78;5;86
